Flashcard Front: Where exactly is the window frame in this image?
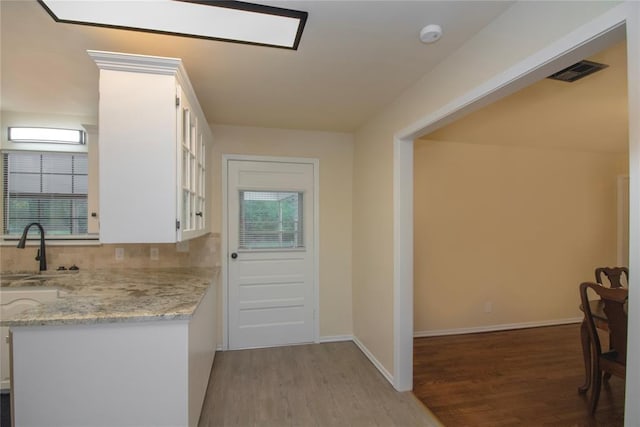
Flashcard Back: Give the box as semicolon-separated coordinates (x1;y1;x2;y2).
238;190;305;250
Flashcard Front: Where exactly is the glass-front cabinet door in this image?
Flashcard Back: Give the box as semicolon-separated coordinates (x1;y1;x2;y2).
178;86;206;241
196;131;206;231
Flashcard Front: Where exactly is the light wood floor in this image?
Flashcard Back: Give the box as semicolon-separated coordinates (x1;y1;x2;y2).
413;324;625;426
198;341;439;427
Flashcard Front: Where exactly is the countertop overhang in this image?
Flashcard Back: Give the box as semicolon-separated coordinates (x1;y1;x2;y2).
0;268;217;327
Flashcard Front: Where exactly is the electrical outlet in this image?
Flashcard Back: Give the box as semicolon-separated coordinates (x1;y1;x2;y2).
150;247;159;261
115;247;125;261
484;301;493;313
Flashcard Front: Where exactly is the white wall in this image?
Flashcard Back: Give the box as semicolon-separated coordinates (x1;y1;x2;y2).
210;124;354;340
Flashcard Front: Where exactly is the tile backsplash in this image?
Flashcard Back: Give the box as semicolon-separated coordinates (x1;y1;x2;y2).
0;233;220;273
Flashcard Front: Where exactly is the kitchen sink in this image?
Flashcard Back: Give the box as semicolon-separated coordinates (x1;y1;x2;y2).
1;271;78;285
0;286;59;299
0;273;33;282
19;274;63;281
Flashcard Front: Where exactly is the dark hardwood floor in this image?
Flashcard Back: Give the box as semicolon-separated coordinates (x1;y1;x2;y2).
413;324;625;426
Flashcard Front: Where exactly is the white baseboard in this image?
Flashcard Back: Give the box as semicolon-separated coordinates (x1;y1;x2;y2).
219;335;353;350
319;334;353;343
414;317;582;338
352;336;394;385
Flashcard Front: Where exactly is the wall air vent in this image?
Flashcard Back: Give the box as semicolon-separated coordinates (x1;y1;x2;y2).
547;60;608;82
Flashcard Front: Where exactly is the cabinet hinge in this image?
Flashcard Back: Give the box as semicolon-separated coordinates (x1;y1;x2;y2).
176;220;181;230
175;96;180;107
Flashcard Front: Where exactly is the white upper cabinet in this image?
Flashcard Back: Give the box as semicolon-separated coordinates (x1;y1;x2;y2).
89;50;211;243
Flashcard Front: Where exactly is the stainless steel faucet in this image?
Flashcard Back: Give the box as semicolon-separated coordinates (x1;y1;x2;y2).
17;222;47;271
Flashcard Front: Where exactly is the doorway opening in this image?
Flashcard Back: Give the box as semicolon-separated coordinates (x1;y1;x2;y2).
411;37;629;425
392;5;636;399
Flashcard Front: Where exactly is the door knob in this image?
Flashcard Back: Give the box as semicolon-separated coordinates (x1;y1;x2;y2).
231;252;238;259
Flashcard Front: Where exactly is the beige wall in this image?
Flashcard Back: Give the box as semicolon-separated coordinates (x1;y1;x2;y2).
210;124;354;339
353;1;621;376
414;140;627;333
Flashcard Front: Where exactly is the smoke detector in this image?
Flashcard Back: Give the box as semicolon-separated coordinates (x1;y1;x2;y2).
420;24;442;44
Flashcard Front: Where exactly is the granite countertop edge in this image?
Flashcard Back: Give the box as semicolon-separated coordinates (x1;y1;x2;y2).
7;313;192;327
1;267;218;327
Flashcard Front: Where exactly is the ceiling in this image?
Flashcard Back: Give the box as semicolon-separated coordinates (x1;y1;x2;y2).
423;40;629;153
0;1;514;132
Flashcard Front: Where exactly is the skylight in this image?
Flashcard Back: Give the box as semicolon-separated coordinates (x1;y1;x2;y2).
38;0;308;50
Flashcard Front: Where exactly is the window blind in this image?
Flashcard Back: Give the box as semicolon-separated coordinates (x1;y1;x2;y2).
239;190;303;249
3;151;88;236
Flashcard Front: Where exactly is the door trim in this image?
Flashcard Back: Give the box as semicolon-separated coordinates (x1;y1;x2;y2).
221;154;320;350
617;174;630;266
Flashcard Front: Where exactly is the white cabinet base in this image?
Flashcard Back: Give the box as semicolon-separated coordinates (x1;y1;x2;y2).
10;285;215;427
1;287;59;392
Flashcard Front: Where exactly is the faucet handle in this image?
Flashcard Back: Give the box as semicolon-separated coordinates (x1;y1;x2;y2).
35;249;41;261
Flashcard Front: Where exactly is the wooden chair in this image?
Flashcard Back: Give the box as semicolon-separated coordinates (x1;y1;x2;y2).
594;266;629;383
595;267;629;288
579;282;628;414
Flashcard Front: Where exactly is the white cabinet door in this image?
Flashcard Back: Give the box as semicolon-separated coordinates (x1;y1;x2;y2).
177;86;207;241
1;288;58;391
97;68;178;243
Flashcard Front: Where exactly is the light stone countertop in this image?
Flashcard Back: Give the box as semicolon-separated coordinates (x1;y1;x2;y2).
0;268;217;327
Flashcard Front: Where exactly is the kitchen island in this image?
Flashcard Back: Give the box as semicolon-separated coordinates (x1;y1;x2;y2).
0;268;217;427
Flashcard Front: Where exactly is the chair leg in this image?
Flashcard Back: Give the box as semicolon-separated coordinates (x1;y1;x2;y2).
578;320;592;394
605;331;614;383
590;370;602;414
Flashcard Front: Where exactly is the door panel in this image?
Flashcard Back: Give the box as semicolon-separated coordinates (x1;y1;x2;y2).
227;160;315;349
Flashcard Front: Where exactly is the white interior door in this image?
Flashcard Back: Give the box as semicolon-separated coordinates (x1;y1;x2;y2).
227;159;315;349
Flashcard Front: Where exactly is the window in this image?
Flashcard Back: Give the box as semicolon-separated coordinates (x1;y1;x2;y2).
3;151;88;237
8;127;86;145
239;191;303;249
